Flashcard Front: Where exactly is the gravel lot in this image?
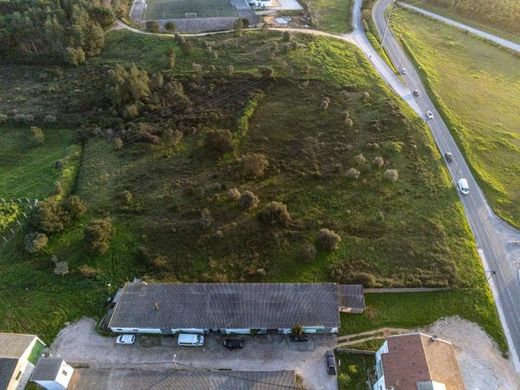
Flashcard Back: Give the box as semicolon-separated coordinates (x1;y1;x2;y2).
51;318;338;390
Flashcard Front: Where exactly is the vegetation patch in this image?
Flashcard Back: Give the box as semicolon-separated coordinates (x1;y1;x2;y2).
301;0;354;33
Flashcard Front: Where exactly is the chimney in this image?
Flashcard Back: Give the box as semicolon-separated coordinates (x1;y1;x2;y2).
430;335;438;342
155;302;160;311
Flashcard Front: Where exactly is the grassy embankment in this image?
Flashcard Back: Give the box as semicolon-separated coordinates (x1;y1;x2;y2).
391;8;520;228
0;30;504;351
302;0;354;33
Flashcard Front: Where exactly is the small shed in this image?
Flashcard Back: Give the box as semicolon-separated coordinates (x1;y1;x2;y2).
31;358;74;390
338;284;365;313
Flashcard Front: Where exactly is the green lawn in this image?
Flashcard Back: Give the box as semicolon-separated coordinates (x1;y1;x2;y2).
144;0;237;19
302;0;354;33
392;8;520;228
335;350;375;389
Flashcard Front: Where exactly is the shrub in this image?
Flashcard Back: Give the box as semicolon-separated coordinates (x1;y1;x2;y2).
354;153;366;164
373;156;384;167
54;181;63;196
338;373;352;388
348;272;376;287
205;129;234;154
24;232;48;253
384;169;399;182
345;167;360;179
30;126;45;146
228;64;235;75
260;66;274;78
227;188;241;201
317;228;342;251
54;260;69;276
175;33;186;44
242;153;269;178
181;40;193;56
200;208;214;230
0;113;7;123
119;190;133;205
84;218;114;255
64;195;87;219
192;63;203;73
113;137;123;150
44;114;57;123
291;324;302;335
64;47;85;66
78;264;98;278
163;129;183;146
299;243;317;262
150;255;169;270
164;21;176;32
30;199;70;234
145;20;160;33
320;98;329;110
239;191;259;210
345;117;353;127
14;113;34;124
258;201;291;226
362;91;370;100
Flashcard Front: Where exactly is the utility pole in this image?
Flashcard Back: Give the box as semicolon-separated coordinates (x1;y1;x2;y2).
380;0;396;50
486;270;496;282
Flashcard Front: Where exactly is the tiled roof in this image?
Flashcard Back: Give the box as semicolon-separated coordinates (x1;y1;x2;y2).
31;358;64;381
108;282;341;329
0;358;18;389
0;333;38;359
69;369;297;390
338;284;365;309
382;333;465;390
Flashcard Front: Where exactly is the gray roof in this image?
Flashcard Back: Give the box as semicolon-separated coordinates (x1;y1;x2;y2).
0;358;18;389
31;358;64;381
70;369;297;390
0;333;39;359
338;284;365;310
109;283;341;329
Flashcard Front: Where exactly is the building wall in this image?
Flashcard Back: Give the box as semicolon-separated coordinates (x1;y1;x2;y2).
55;360;74;389
373;341;388;390
8;338;42;390
112;326;339;335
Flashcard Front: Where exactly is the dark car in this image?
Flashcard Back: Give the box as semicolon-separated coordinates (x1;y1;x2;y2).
325;350;337;375
413;89;420;97
445;151;453;162
223;338;244;350
290;334;309;342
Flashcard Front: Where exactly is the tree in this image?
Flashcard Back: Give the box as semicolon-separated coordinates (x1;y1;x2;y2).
64;195;87;219
30;127;45;146
205;129;234;154
30;199;69;234
146;21;160;33
317;228;342;251
258;201;292;226
64;47;86;66
167;47;176;69
162;129;183;146
242;153;269;178
24;232;48;253
165;21;176;32
239;191;259;211
84;218;114;255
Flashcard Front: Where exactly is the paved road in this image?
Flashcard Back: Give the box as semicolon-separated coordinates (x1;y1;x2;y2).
369;0;520;371
398;2;520;53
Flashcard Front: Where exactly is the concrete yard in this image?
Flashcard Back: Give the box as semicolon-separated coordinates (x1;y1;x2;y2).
51;318;338;390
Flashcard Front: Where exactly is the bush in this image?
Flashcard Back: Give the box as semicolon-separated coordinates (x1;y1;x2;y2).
119;190;133;205
14;113;34;124
345;117;353;127
181;40;193;56
354;153;366;164
53;260;69;276
64;195;87;219
362;91;370;100
384;169;399;182
346;167;360;179
163;129;183;146
260;66;274;78
24;232;48;253
348;272;376;287
205;129;234;154
239;191;259;211
64;47;85;66
30;199;69;234
150;255;169;270
258;201;291;226
282;31;292;42
113;137;123;150
200;208;214;230
78;264;98;278
30;126;45;146
299;243;317;262
146;21;160;33
373;156;384;167
242;153;269;178
84;218;114;255
44;114;57;124
320;98;329;110
317;228;342;251
227;188;241;201
0;113;7;123
164;21;176;32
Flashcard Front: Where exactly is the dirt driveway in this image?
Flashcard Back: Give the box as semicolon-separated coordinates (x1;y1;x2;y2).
51;318;338;390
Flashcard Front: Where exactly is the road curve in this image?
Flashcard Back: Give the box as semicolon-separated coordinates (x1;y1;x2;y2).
397;2;520;53
371;0;520;371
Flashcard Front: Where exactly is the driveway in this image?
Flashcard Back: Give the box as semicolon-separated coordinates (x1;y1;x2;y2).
51;318;338;390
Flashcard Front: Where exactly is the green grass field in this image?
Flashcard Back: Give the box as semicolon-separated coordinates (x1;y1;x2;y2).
302;0;354;33
335;351;375;389
392;8;520;228
144;0;237;19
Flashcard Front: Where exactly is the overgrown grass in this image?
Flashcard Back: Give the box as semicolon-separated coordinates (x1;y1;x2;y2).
301;0;354;33
391;8;520;228
340;290;507;354
335;350;375;389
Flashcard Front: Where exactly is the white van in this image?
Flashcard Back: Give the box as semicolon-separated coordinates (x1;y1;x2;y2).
457;178;469;195
178;333;205;347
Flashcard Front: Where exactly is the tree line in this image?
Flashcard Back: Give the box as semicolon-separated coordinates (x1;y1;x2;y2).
0;0;131;64
425;0;520;34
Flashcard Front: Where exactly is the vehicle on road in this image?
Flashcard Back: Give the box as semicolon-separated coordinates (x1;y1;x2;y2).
445;152;453;162
400;67;407;75
457;178;469;195
325;351;336;375
290;334;309;342
223;337;244;350
178;333;205;347
426;110;434;119
353;24;357;29
413;89;419;97
116;334;135;345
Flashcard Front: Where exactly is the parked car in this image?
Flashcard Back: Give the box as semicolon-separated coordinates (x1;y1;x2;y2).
457;178;469;195
325;351;337;375
413;89;420;97
223;337;244;350
400;67;407;75
290;334;309;342
426;110;434;120
178;333;205;347
444;152;453;162
116;334;135;345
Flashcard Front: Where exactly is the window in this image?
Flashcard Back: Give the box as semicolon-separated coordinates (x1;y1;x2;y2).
15;371;22;380
62;369;68;376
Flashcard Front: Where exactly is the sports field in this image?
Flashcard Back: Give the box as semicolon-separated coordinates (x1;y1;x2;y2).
144;0;237;19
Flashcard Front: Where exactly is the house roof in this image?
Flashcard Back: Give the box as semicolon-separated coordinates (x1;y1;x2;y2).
69;369;297;390
0;333;39;359
0;358;18;389
381;333;465;390
338;284;365;310
31;358;64;381
108;282;341;329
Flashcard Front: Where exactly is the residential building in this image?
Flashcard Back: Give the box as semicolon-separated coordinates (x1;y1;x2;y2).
0;333;46;390
108;282;363;335
373;333;465;390
31;358;74;390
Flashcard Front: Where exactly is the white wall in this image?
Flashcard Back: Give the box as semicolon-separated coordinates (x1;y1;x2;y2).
111;327;162;334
